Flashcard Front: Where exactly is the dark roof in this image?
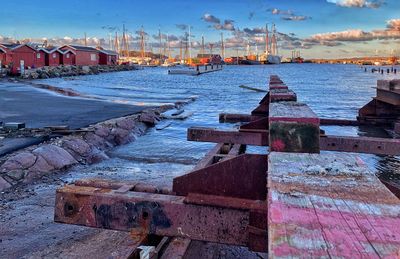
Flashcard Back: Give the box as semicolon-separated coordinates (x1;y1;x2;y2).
197;54;222;58
67;45;98;52
1;43;21;49
98;49;118;55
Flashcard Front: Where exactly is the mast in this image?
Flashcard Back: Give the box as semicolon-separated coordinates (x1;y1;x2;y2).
265;24;269;54
180;40;183;61
140;26;145;59
109;33;112;50
84;32;87;46
158;29;162;59
188;25;192;64
271;23;278;56
221;32;225;59
201;35;205;56
114;32;120;54
167;33;171;59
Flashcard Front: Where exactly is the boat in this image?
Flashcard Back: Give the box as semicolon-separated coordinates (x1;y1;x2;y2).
259;24;281;64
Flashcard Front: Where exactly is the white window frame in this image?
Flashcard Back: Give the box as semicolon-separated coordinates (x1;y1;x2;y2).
66;53;70;58
90;53;97;61
52;53;56;58
37;53;41;59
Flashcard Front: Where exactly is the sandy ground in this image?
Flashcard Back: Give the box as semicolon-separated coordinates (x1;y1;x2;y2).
0;80;150;129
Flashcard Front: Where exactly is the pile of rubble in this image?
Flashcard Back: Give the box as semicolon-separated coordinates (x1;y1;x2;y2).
20;64;138;79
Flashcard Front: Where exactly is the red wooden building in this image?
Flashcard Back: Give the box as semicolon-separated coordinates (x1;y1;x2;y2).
41;47;63;66
98;49;118;65
60;49;75;65
0;44;37;74
35;48;47;67
60;45;99;66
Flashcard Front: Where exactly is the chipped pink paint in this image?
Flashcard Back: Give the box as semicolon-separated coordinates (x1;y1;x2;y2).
271;139;285;152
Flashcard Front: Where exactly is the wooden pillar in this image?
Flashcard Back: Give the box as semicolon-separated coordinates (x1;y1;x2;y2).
269;102;320;153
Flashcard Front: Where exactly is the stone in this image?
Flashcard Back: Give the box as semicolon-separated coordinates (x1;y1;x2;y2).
28;155;54;173
6;170;25;181
116;118;135;130
0;160;22;172
94;125;110;138
62;138;91;156
7;152;37;169
32;144;77;169
0;176;11;192
139;113;158;126
85;132;108;149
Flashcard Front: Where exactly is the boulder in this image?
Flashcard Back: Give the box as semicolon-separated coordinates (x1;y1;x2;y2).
32;144;77;169
28;155;54;173
0;176;11;192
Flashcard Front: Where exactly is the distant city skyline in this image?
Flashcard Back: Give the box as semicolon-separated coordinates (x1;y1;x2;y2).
0;0;399;59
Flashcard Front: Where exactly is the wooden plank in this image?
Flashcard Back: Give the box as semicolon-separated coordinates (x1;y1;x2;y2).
269;102;320;153
268;152;400;258
320;135;400;155
187;127;268;146
269;89;297;102
160;238;191;259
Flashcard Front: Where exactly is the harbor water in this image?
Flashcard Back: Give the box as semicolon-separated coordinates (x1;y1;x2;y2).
42;64;400;186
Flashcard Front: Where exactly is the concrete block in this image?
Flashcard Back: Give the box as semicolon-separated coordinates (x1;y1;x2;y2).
4;122;25;130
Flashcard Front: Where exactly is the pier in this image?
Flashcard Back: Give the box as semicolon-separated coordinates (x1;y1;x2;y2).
168;64;223;76
54;75;400;257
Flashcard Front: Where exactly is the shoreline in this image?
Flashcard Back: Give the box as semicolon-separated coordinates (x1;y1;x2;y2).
0;106;171;192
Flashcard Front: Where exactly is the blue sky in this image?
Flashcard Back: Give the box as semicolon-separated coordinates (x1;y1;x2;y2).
0;0;399;58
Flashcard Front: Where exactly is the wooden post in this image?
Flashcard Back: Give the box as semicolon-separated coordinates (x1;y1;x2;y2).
269;102;320;153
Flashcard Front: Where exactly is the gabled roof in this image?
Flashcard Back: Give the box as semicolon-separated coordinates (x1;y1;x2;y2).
98;49;118;56
0;46;7;53
59;49;76;55
62;45;98;52
1;43;21;50
1;43;37;51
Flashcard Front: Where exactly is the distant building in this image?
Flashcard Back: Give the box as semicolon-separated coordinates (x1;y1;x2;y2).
98;49;118;65
60;45;99;66
0;43;37;74
60;49;75;65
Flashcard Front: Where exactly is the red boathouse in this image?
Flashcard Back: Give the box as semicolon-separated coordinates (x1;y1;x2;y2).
35;48;47;67
98;49;118;65
60;45;99;66
1;44;37;74
60;49;75;65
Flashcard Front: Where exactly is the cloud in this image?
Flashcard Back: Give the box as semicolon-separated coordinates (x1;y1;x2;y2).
282;15;310;21
213;20;235;31
202;14;220;24
326;0;385;8
270;8;310;21
305;19;400;47
176;24;188;30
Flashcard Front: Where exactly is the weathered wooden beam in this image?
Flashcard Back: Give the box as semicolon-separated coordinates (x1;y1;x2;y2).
173;154;268;200
269;89;297;102
219;113;255;123
268;152;400;257
54;185;252;248
320;118;360;126
187;127;268;146
320;135;400;155
269;102;320;153
159;238;191;259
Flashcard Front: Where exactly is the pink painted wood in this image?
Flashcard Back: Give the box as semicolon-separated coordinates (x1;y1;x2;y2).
268;152;400;258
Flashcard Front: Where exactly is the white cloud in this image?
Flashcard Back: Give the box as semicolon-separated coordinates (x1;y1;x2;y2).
327;0;385;8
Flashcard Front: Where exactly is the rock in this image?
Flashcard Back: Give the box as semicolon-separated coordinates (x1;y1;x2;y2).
7;152;37;169
138;113;159;126
94;125;110;138
82;66;90;73
0;160;22;172
0;176;11;191
110;128;130;145
6;170;25;181
28;155;54;173
62;138;91;156
32;144;77;169
84;132;108;149
116;118;135;130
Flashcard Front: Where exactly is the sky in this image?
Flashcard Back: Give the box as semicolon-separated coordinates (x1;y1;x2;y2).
0;0;399;59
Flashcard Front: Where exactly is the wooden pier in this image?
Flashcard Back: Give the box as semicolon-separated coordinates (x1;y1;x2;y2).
168;64;223;76
54;75;400;258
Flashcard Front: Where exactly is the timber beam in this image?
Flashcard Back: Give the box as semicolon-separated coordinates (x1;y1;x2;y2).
187;127;400;155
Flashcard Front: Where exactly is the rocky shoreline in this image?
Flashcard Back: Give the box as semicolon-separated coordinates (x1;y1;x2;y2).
0;107;168;192
6;64;139;80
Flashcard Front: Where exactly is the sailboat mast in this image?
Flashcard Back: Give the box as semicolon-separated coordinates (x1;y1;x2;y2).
188;25;192;64
201;35;205;56
158;29;162;59
221;32;225;59
265;24;269;54
167;33;170;59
